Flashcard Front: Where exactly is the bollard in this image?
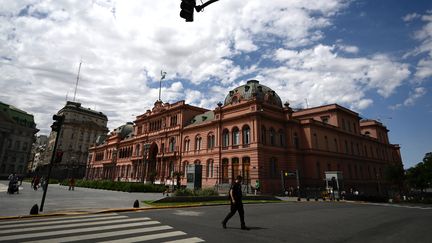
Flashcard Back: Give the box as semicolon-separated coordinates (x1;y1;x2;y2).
30;204;39;215
297;197;301;201
315;197;318;201
133;200;139;208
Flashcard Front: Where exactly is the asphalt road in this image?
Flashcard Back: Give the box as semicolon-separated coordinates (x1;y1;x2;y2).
0;180;164;217
124;202;432;243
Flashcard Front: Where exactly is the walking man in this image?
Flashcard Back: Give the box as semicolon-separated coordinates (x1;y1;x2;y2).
222;175;249;230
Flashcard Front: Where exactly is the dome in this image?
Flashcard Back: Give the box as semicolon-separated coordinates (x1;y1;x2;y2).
224;80;282;107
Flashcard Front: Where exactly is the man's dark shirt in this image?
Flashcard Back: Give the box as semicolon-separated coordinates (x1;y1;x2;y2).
230;182;242;204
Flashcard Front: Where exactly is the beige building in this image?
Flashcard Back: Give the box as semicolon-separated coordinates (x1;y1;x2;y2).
42;101;108;179
87;80;402;195
0;101;38;178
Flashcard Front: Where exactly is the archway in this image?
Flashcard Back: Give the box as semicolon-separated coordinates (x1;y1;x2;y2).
146;142;158;182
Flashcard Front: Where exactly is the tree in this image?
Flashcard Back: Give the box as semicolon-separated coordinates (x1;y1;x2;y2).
173;171;183;190
406;152;432;194
384;162;405;195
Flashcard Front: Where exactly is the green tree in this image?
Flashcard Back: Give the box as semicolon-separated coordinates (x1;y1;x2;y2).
384;162;405;194
406;152;432;194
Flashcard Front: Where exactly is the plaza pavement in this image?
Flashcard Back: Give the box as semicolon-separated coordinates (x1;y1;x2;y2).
0;180;165;218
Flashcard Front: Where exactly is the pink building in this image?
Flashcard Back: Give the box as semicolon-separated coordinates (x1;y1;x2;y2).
87;80;402;195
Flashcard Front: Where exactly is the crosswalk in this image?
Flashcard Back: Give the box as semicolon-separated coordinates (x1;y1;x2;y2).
0;213;204;243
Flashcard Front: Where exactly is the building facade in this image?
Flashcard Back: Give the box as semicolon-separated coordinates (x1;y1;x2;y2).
42;101;108;179
0;101;38;178
28;135;48;173
87;80;402;195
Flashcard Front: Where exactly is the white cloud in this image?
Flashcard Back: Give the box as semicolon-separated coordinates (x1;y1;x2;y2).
403;13;421;22
337;44;359;54
0;0;411;136
260;44;410;110
403;11;432;80
390;87;427;110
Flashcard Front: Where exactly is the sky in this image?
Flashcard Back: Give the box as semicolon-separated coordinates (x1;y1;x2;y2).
0;0;431;169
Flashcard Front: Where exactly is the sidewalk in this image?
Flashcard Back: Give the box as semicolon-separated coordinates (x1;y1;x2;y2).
0;180;165;218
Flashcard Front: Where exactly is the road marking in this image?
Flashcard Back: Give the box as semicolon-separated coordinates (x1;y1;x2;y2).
0;215;130;229
164;237;206;243
1;217;149;234
173;210;204;216
0;220;160;241
99;231;187;243
22;225;173;243
0;213;119;225
366;203;432;210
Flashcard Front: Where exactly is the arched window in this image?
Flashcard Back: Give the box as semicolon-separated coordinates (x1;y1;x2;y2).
278;129;285;147
135;144;141;156
194;159;201;165
232;157;240;180
293;132;299;149
207;133;215;149
324;136;329;150
232;127;240;146
261;126;267;144
222;158;229;183
222;129;229;147
169;137;176;152
195;135;202;151
184;137;190;152
242;157;250;183
269;157;277;177
206;159;214;178
242;125;250;145
270;128;276;146
313;133;318;149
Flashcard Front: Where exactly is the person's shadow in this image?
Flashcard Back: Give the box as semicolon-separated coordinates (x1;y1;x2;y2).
224;226;266;230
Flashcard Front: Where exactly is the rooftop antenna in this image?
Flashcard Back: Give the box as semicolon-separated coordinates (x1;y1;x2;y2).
159;70;167;101
305;98;309;108
73;60;82;102
65;91;69;102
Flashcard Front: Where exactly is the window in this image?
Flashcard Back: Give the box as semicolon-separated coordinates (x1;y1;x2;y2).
206;159;214;178
222;129;229;147
293;133;299;149
232;127;240;145
242;125;250;145
207;133;215;149
321;116;329;124
184;138;190;152
170;115;178;127
313;133;318;149
14;141;20;150
269;157;278;178
279;129;285;147
169;137;176;152
195;136;202;151
270;128;275;146
261;126;267;144
324;136;329;150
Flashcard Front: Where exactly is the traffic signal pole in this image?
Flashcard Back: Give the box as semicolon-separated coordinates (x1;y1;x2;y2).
40;115;64;212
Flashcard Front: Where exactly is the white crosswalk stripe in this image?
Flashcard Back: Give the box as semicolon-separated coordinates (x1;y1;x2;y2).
0;213;205;243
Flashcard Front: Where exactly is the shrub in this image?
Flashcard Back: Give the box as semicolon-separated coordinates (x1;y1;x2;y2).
61;180;166;192
195;188;219;196
174;188;195;196
173;188;219;197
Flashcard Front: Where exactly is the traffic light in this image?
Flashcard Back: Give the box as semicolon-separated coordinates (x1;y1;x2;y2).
51;114;65;132
54;150;64;164
180;0;196;22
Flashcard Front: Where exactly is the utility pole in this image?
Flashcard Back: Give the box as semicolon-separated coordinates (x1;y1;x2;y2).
40;115;64;212
73;61;82;102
